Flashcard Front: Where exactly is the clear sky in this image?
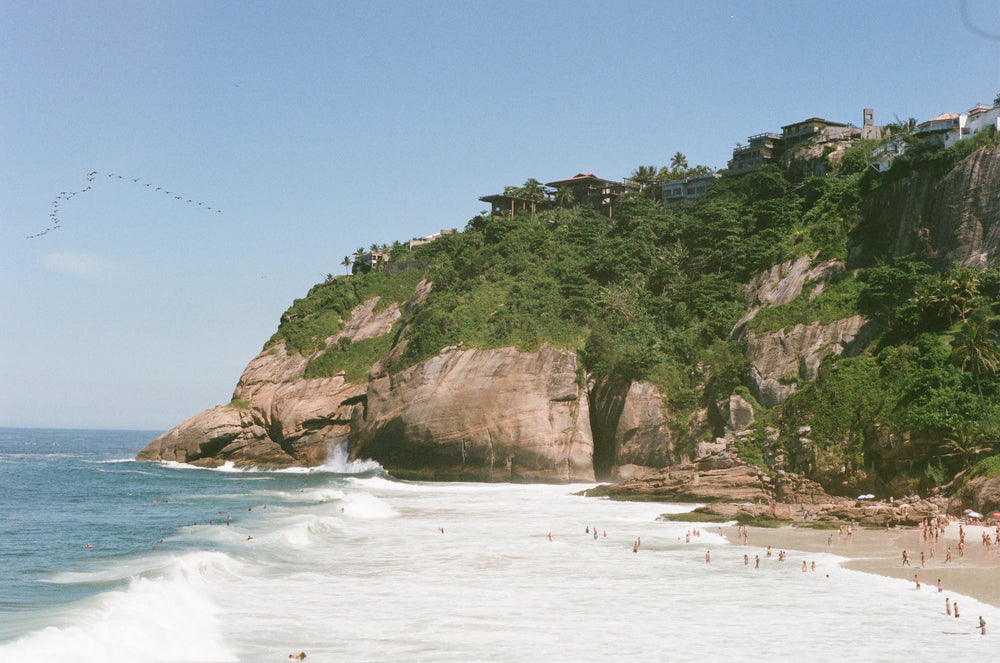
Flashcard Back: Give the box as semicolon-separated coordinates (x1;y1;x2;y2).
2;0;998;431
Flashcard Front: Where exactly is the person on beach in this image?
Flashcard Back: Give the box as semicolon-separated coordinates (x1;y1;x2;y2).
901;550;911;566
755;555;760;569
946;598;951;615
766;546;772;558
945;547;952;563
920;551;925;568
913;574;920;589
937;578;943;592
954;603;960;618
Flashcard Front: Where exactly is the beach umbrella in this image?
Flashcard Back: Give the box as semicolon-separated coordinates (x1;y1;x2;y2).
992;512;1000;518
966;510;982;519
963;508;974;513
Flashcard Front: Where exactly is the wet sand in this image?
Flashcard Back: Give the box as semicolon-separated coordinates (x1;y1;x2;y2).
724;522;1000;607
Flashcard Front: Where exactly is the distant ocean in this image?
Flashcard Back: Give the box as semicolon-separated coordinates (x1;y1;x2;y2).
1;427;997;662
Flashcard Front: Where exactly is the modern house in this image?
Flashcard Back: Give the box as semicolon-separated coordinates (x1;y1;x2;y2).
873;103;1000;171
407;229;456;250
661;172;721;204
920;105;1000;148
545;173;626;217
361;251;389;270
729;109;881;176
780;117;851;149
728;133;780;176
479;193;550;218
869;135;908;172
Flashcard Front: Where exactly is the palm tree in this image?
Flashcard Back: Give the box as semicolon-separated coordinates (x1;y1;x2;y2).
670;152;688;172
951;309;1000;429
943;422;990;467
554;186;575;207
341;256;352;275
629;165;657;190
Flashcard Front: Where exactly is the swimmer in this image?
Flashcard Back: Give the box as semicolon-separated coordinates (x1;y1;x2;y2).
802;561;807;572
632;540;638;553
246;535;253;541
705;550;711;563
84;543;92;549
289;652;307;660
548;532;553;542
979;616;986;635
946;597;951;615
954;602;960;618
937;578;942;593
603;530;607;538
754;555;759;568
913;574;920;589
744;554;749;565
811;561;815;572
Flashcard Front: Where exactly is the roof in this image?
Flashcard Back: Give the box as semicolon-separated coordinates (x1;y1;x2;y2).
478;194;542;203
780;117;849;130
924;112;959;122
545;173;620;187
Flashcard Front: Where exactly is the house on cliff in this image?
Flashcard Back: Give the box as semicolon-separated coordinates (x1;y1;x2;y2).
661;172;722;204
728;109;881;176
545;173;626;218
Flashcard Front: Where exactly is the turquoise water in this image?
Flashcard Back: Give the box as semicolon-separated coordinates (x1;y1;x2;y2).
2;428;998;662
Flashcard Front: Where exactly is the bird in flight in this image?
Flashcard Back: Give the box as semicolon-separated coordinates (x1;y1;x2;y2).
27;170;222;239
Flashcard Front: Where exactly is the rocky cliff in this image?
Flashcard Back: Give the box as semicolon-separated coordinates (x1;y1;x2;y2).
854;144;1000;269
139;141;1000;509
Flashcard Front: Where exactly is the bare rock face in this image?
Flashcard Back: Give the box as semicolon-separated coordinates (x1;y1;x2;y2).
856;144;1000;269
733;254;845;334
744;314;873;407
590;377;676;478
352;344;594;482
950;474;1000;517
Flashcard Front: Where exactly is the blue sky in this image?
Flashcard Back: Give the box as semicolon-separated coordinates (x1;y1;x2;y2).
2;0;998;430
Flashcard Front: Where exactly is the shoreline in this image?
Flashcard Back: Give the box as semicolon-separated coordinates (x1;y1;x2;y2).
722;521;1000;608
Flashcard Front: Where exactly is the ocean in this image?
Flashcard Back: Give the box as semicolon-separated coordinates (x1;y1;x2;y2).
1;427;997;662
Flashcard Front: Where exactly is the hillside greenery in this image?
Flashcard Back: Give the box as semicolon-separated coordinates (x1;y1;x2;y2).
267;133;1000;488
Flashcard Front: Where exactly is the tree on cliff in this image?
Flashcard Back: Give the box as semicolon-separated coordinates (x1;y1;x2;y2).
951;308;1000;430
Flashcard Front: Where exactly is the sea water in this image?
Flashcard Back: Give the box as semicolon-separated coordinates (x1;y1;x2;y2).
1;428;997;662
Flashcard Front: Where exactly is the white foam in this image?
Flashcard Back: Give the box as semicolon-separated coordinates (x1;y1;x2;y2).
319;441;383;474
0;552;239;663
340;492;397;519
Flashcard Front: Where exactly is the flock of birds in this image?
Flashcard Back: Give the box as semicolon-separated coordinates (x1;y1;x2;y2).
26;170;222;239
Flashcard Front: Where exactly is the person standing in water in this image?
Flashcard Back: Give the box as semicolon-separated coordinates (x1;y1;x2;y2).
705;550;711;563
979;616;986;635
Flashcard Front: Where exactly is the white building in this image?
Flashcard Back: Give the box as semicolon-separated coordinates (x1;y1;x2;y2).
916;105;1000;148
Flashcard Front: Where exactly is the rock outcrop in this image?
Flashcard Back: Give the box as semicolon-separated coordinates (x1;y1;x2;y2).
589;377;677;478
137;297;398;467
744;314;873;406
352;344;594;482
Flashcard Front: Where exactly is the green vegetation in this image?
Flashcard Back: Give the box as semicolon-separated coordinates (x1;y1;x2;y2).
266;130;1000;491
268;268;424;355
228;398;251;410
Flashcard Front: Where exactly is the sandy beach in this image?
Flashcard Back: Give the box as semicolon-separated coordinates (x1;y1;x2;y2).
724;522;1000;607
